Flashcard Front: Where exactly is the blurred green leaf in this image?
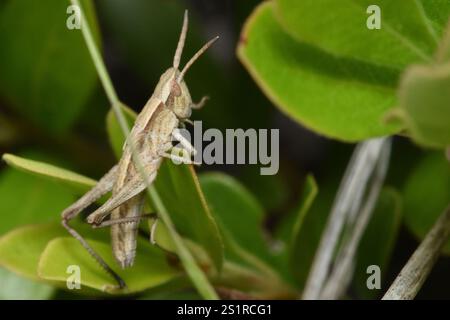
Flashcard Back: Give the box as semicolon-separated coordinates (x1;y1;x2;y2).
387;24;450;149
353;187;402;299
403;152;450;254
0;224;67;280
39;237;180;294
199;172;272;265
391;63;450;149
106;105;224;270
0;161;74;235
0;223;181;294
0;268;54;300
2;153;96;194
275;0;443;69
240;166;289;213
0;0;99;133
237;2;400;141
105;105;136;158
420;0;450;36
288;175;319;286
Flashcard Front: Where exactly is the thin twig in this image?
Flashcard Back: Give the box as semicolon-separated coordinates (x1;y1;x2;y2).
302;137;389;299
321;139;391;299
382;204;450;300
72;0;218;299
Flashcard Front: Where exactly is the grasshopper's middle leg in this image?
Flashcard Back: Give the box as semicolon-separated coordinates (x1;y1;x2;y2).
61;165;127;289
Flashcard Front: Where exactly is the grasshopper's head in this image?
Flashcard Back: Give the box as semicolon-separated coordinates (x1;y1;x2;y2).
157;10;218;120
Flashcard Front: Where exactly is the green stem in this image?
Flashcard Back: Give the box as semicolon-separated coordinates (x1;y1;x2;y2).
71;0;218;299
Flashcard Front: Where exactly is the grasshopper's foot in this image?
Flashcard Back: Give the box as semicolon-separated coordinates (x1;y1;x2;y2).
103;280;128;293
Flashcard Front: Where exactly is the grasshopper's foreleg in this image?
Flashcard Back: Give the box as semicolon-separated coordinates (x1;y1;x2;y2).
172;129;197;156
162;147;200;165
61;165;127;289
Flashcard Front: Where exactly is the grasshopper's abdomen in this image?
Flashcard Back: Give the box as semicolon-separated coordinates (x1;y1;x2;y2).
111;107;179;268
111;192;144;268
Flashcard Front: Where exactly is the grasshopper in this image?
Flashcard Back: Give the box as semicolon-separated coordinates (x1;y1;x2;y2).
61;11;218;289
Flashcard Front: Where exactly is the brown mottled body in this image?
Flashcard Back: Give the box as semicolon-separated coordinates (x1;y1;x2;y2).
110;104;179;267
60;10;218;288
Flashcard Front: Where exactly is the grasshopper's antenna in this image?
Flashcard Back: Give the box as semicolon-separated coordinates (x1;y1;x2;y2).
178;36;219;82
173;10;188;69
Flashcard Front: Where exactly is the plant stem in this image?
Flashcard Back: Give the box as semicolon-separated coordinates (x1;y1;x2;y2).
321;138;391;299
71;0;218;299
382;204;450;300
303;137;390;299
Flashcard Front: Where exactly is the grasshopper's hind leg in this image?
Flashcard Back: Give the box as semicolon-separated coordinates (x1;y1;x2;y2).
61;165;127;290
92;213;161;248
91;213;157;228
61;219;127;290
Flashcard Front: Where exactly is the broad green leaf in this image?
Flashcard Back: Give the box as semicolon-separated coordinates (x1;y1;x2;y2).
0;223;180;294
420;0;450;36
240;166;289;213
403;152;450;254
390;63;450;148
0;0;100;133
0;224;68;280
275;0;443;69
38;237;180;294
353;187;402;299
106;105;224;270
139;276;202;300
154;164;224;271
0;164;74;236
2;153;96;194
105;104;136;158
0;268;54;300
387;25;450;149
237;2;400;141
199;172;273;266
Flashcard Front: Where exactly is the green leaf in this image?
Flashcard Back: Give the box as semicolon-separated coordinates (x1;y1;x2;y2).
289;175;318;287
38;237;180;294
387;24;450;149
390;63;450;149
0;0;100;133
275;0;443;69
2;153;96;194
105;104;136;158
403;152;450;254
0;223;180;294
199;172;272;266
237;1;400;141
0;163;75;236
353;187;402;299
288;175;322;289
0;268;54;300
420;0;450;36
106;105;224;270
0;224;68;280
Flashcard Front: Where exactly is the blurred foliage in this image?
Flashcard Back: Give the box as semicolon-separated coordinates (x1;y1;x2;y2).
0;0;449;299
403;152;450;254
0;0;99;134
238;0;450;147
